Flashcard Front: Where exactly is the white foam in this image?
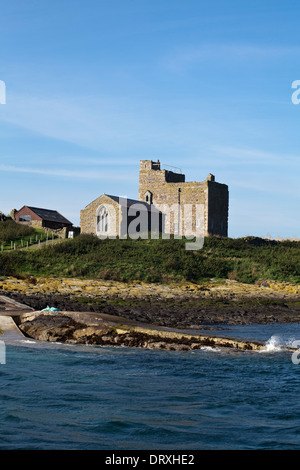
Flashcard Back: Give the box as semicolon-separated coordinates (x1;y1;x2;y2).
200;346;222;352
262;335;283;352
261;334;298;353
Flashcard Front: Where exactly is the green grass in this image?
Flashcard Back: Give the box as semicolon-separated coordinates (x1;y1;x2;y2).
0;233;299;285
0;219;57;251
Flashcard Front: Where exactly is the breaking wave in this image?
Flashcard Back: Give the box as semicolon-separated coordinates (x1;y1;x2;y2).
262;335;297;352
200;346;222;352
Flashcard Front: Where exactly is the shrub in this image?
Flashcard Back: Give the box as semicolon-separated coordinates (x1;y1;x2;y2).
0;219;35;244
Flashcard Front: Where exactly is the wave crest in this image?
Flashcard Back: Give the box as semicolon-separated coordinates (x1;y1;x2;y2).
262;335;297;352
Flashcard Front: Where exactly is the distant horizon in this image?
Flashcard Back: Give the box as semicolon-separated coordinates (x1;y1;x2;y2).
0;0;299;239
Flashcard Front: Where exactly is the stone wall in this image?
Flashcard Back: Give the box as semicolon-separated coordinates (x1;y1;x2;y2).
80;160;229;238
46;226;80;239
80;194;121;237
81;194;163;238
207;181;229;237
138;160;228;237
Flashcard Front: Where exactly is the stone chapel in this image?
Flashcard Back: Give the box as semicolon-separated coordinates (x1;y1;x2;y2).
80;160;229;238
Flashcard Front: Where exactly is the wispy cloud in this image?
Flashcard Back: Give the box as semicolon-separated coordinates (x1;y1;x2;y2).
0;93;123;149
0;164;136;181
163;43;300;72
231;178;300;198
0;92;162;152
209;145;300;166
0;90;194;154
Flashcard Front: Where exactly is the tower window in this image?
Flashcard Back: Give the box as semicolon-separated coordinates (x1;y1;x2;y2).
144;190;153;204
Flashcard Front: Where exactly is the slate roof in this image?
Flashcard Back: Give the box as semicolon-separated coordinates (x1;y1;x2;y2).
26;206;72;224
83;194;163;215
105;195;153;210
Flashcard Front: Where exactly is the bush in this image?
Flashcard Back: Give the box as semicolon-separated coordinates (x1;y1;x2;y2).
0;219;35;244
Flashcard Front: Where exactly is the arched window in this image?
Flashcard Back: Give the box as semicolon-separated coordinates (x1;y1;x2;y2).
144;190;153;204
97;205;109;233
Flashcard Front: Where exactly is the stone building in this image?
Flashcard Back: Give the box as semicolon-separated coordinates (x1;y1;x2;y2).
80;194;162;238
80;160;228;238
138;160;228;237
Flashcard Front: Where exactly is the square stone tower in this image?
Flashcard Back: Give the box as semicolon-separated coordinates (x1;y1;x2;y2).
138;160;228;237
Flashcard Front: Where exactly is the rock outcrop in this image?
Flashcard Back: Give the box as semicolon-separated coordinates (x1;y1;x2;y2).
16;311;264;351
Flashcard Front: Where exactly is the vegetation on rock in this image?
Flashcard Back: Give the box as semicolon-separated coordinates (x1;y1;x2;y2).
0;233;299;284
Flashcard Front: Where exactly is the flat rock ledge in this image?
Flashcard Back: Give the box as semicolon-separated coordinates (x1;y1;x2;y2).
16;311;264;352
2;277;300;328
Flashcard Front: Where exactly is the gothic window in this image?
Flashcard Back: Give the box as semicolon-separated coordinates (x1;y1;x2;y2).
97;206;109;233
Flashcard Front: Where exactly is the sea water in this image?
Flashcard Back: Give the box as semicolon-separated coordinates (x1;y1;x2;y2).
1;324;300;450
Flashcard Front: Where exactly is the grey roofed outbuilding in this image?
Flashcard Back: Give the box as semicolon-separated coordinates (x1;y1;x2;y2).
26;206;72;225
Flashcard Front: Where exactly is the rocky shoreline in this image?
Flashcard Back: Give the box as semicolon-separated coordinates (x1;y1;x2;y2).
14;310;264;352
1;276;299;327
0;276;299;351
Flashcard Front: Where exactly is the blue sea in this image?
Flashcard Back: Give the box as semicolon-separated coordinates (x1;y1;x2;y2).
1;323;300;450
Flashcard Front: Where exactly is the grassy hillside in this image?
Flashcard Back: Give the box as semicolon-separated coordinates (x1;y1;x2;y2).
0;233;299;284
0;219;55;250
0;219;35;243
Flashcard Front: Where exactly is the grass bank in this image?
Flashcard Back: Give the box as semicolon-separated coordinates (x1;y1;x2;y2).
0;233;299;285
0;219;56;251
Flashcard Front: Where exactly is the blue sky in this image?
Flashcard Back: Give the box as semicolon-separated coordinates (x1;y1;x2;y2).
0;0;299;238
